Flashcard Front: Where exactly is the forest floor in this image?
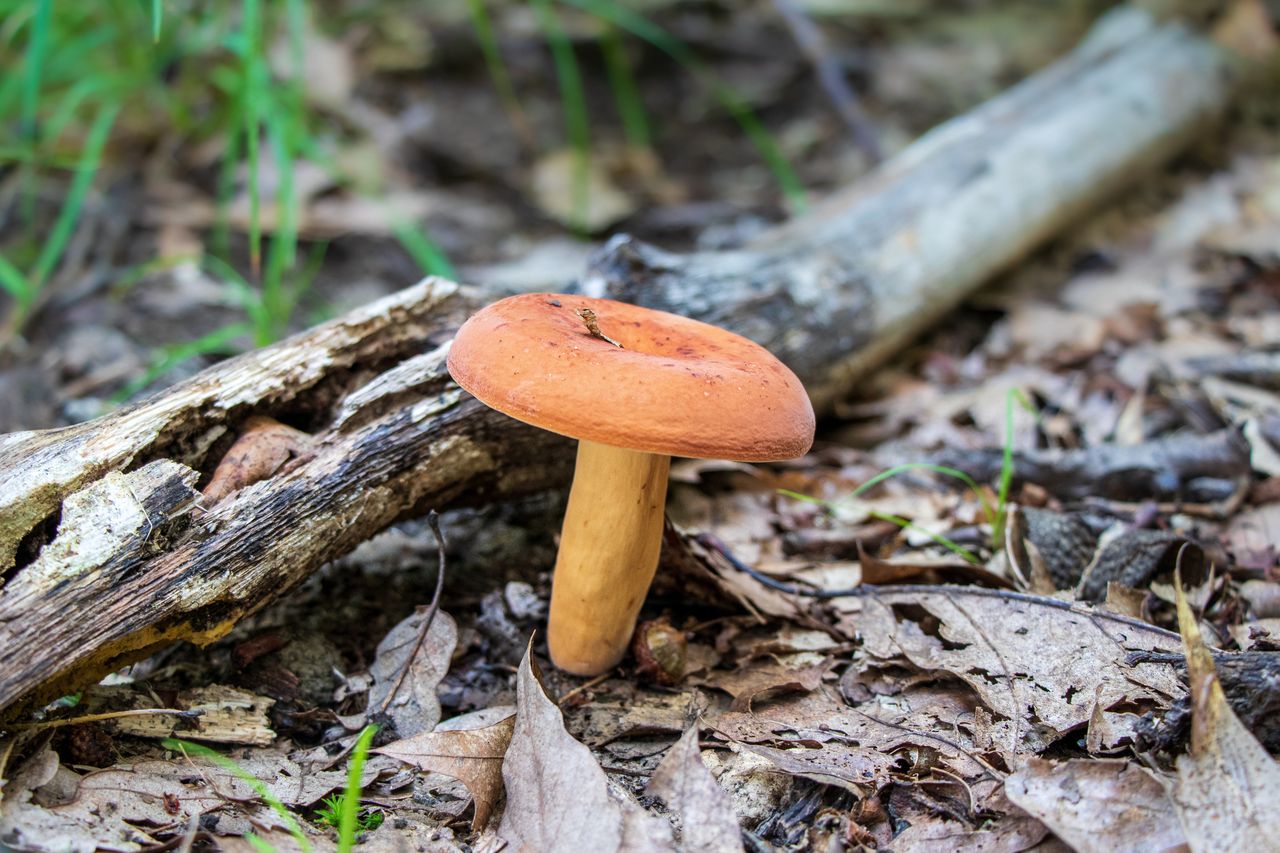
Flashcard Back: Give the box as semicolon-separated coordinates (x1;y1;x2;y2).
1;2;1279;851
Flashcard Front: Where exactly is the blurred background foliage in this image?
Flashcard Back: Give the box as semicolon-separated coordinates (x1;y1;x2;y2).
0;0;1110;411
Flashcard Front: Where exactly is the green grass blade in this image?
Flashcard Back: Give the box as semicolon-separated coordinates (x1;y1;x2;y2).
17;0;52;223
30;100;119;289
392;219;456;279
151;0;161;41
338;726;378;853
116;322;252;401
21;0;51;145
559;0;806;211
161;737;313;853
850;462;997;524
600;23;650;149
466;0;531;145
868;510;982;565
779;487;982;565
243;834;277;853
242;0;264;274
261;109;299;344
202;254;270;334
532;0;591;233
0;254;33;303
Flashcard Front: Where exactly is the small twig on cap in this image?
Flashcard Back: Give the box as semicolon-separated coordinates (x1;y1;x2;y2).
382;510;448;711
575;308;623;348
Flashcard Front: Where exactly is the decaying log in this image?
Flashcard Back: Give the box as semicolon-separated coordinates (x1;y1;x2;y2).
582;8;1238;413
0;8;1248;717
0;281;575;716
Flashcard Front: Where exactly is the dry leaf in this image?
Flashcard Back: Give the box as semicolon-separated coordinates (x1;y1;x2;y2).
1164;576;1280;850
498;641;674;852
1004;758;1184;853
645;725;743;853
367;609;458;738
704;660;830;712
202;416;314;503
530;148;640;232
840;589;1185;752
713;687;961;794
375;713;515;830
0;747;362;852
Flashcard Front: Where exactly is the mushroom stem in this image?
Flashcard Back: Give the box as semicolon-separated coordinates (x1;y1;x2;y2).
547;439;671;675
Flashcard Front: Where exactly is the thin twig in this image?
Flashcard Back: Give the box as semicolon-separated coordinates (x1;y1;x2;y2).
7;707;205;731
557;672;612;706
575;308;623;348
771;0;881;163
381;510;448;711
696;532;1182;640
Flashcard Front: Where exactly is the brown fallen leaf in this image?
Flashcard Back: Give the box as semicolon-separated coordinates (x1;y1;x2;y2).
202;416;315;502
704;659;831;712
712;687;960;795
839;588;1185;752
0;746;362;852
374;713;515;831
1164;572;1280;851
1004;758;1184;853
367;609;458;738
498;640;674;852
645;725;744;853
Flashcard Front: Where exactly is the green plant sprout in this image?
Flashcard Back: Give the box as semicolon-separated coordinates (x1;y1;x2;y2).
337;724;380;851
162;723;380;853
781;389;1033;565
162;737;314;853
314;794;384;835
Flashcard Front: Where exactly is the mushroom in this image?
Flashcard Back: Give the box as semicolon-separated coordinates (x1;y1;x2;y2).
447;293;814;675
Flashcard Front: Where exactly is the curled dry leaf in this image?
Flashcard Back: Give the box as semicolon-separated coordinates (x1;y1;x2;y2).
367;609;458;738
839;589;1185;752
374;712;515;831
201;416;314;503
1165;575;1280;851
1004;758;1184;853
645;725;744;853
498;640;674;852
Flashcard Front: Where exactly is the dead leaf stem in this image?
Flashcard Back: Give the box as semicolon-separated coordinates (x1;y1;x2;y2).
6;707;206;731
556;672;612;706
381;509;447;712
699;531;1181;641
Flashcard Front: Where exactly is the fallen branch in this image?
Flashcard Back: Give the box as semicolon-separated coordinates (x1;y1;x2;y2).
0;7;1248;717
581;7;1242;412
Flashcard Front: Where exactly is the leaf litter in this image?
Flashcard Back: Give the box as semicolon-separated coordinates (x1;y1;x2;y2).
4;3;1280;852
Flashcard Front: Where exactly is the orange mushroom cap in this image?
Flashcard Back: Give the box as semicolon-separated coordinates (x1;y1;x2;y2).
447;293;815;461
